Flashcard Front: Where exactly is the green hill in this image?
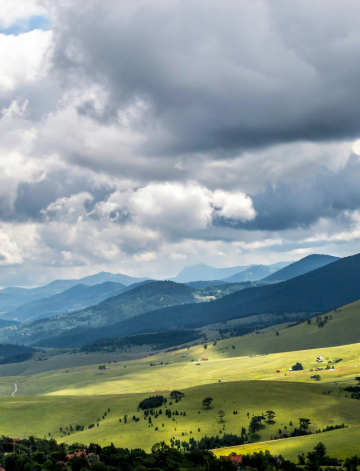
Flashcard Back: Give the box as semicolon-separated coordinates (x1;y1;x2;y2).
263;254;339;282
93;251;360;338
7;282;126;322
0;281;203;346
31;252;360;348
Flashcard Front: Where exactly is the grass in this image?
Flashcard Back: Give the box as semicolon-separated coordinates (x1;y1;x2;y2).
0;381;359;452
1;300;360;456
213;426;360;460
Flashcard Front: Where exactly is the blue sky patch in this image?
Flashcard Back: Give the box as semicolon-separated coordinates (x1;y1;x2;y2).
0;15;49;36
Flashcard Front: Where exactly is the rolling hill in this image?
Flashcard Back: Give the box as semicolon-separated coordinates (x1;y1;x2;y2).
39;251;360;347
221;264;278;282
262;254;340;282
0;281;203;346
7;281;127;323
0;272;151;318
0;281;254;347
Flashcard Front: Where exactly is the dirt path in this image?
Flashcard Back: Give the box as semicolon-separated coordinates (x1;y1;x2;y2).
171;363;189;382
11;382;18;396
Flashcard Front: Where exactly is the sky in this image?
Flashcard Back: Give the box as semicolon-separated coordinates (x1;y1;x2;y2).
1;0;360;286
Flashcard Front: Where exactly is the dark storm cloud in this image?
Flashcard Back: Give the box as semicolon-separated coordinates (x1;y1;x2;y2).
51;0;360;157
7;172;114;222
213;155;360;231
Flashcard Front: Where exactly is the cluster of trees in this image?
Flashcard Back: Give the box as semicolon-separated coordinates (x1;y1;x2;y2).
171;431;248;451
80;331;203;353
1;434;359;471
138;395;167;410
343;385;360;399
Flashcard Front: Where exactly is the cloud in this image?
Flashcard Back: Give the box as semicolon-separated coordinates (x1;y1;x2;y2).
0;0;46;29
1;0;360;286
51;0;360;158
0;29;52;94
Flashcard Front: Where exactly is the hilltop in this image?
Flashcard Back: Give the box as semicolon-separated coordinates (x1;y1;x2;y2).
6;281;126;322
263;254;340;282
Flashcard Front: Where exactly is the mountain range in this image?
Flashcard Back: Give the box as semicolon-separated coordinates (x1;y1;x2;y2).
34;251;359;348
0;272;150;315
169;262;290;283
262;254;339;282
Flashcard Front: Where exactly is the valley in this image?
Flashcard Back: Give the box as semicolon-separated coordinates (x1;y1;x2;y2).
1;255;360;462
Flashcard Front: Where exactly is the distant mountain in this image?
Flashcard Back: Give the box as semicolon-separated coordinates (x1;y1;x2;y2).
169;264;252;282
262;254;340;282
221;265;279;283
5;282;127;323
0;272;151;316
170;262;292;283
1;280;259;347
42;252;360;347
76;271;150;287
0;281;203;345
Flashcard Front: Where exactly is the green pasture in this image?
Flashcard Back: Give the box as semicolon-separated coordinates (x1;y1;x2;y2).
0;339;359;398
0;381;359;452
213;425;360;460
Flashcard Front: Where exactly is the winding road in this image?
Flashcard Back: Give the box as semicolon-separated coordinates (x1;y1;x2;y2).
11;382;18;396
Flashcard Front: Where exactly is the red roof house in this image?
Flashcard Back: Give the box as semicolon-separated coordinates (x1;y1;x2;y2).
203;357;208;360
155;390;162;392
276;369;280;372
228;455;244;465
67;452;93;460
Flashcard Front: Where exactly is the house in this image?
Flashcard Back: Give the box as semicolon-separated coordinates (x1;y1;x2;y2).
0;463;5;471
203;357;208;360
227;454;244;470
67;451;93;460
315;367;319;371
276;369;280;373
316;356;324;362
163;389;170;392
155;390;162;392
289;368;292;371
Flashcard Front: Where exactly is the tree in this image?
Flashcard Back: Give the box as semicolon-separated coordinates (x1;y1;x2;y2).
202;397;213;408
292;362;304;371
265;410;276;421
170;390;184;400
204;344;208;349
355;377;360;384
218;410;226;422
248;416;262;436
344;456;359;471
276;331;279;336
299;418;311;430
124;414;128;424
151;441;171;454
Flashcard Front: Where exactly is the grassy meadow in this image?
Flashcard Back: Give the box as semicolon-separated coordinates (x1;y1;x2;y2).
0;381;359;452
1;301;360;456
213;426;360;460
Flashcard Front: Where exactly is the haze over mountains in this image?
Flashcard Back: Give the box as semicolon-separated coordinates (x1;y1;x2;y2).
0;252;350;349
263;254;340;282
170;262;290;283
31;252;360;348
